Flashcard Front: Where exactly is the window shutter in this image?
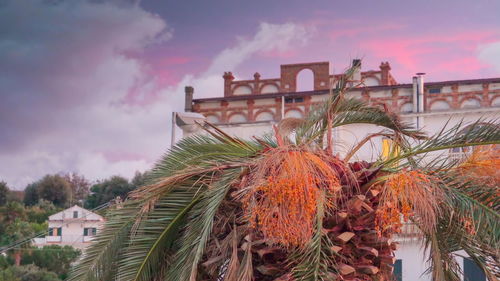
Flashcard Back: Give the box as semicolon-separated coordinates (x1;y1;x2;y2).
394;259;402;281
464;258;486;281
58;227;62;236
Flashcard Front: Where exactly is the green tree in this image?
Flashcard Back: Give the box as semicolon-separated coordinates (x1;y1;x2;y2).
26;200;60;224
23;183;39;207
36;175;72;208
2;219;34;266
68;67;500;281
131;171;150;188
21;245;80;279
0;264;61;281
0;181;8;206
84;176;134;209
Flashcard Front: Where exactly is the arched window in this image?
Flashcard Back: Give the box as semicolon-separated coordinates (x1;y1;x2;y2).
400;103;413;113
233;85;252;95
255;111;274;122
228;113;247;123
460;98;480;109
296;69;314;92
285;109;303;119
429;100;450;111
261;84;279;94
491;95;500;107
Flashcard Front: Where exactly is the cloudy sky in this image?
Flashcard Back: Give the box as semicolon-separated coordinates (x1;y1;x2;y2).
1;0;500;189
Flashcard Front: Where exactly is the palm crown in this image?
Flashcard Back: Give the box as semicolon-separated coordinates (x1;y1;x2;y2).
68;66;500;281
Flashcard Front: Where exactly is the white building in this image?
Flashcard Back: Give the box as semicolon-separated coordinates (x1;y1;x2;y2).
177;61;498;281
33;205;105;250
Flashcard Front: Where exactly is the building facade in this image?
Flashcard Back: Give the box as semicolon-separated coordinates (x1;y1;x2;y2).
178;60;499;281
33;205;105;250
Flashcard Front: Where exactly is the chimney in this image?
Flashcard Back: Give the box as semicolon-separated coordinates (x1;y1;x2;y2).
184;86;194;112
379;62;391;85
415;73;425;112
352;59;361;81
223;72;234;97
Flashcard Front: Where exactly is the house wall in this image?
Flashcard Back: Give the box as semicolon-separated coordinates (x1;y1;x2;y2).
34;206;105;250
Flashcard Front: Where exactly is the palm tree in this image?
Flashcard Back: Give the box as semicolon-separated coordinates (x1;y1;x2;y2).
68;66;500;281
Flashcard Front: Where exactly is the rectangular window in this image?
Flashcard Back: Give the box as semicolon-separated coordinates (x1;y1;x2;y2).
464;258;485;281
394;259;402;281
428;88;441;94
284;97;304;104
73;211;78;218
48;227;62;236
84;228;97;236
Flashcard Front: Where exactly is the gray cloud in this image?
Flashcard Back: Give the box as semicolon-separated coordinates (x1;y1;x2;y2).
0;0;310;189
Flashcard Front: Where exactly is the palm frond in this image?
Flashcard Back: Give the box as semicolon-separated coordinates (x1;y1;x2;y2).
67;202;140;281
291;192;335;281
383;119;500;167
166;168;243;281
116;185;202;281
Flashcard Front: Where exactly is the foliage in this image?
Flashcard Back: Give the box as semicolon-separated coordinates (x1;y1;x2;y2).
0;181;8;206
23;183;39;207
25;200;60;224
36;175;72;208
84;175;136;209
0;264;62;281
63;173;91;205
68;65;500;281
21;245;81;279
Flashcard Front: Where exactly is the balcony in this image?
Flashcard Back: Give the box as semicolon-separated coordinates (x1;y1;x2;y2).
46;236;62;242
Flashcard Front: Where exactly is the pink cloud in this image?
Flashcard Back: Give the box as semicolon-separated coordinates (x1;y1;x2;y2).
360;30;500;80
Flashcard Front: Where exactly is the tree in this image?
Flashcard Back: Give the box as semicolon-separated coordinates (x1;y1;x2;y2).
0;264;61;281
21;245;80;280
84;176;134;209
63;173;90;205
36;175;72;208
68;67;500;281
26;200;60;224
0;181;8;206
23;183;39;206
3;219;34;266
131;171;150;188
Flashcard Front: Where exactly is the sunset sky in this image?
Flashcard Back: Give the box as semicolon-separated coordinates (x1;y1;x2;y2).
1;0;500;189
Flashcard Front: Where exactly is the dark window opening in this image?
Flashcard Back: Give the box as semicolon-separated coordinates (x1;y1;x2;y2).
285;97;304;104
84;228;97;236
428;88;442;94
73;211;78;218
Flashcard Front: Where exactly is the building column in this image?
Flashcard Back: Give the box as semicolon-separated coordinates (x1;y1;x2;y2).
451;84;459;109
275;97;284;121
247;99;255;122
481;83;490;107
391;88;399;112
220;101;229;123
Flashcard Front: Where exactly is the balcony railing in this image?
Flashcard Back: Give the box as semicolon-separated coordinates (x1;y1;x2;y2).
46;236;62;242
